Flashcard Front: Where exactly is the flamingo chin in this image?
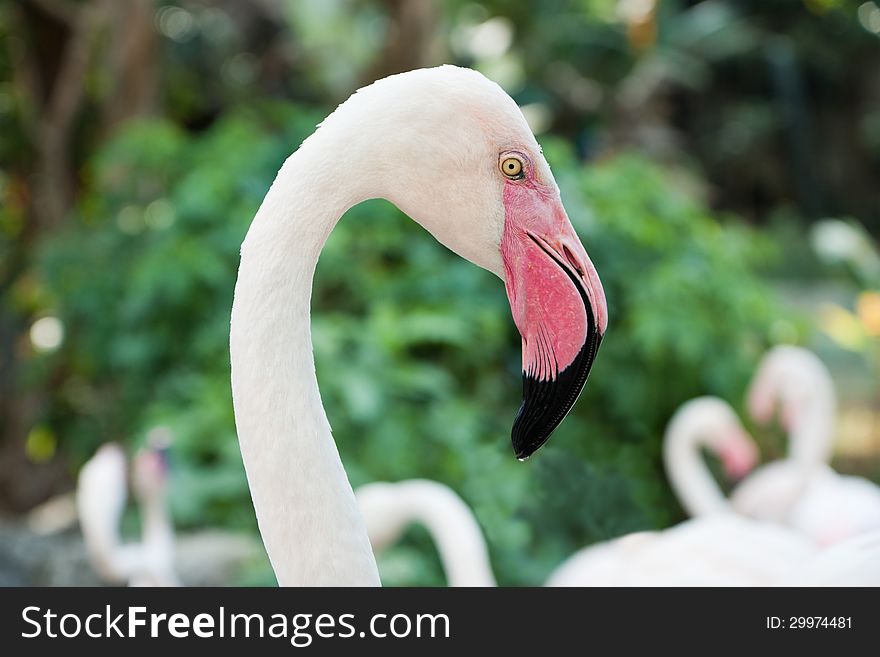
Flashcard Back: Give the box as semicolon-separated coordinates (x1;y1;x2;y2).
500;179;606;458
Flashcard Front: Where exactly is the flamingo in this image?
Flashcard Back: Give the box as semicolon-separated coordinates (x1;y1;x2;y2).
354;475;875;586
547;375;880;584
351;401;789;587
230;65;608;586
786;530;880;586
76;443;179;586
544;515;818;586
545;398;810;586
731;346;880;544
354;477;858;586
662;396;758;518
355;480;496;586
129;446;179;586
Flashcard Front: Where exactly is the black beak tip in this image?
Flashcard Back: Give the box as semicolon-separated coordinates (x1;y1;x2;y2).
510;332;602;460
511;407;556;459
513;437;548;461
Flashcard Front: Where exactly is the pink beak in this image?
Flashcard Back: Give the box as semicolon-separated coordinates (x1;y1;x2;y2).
716;430;759;480
501;180;607;458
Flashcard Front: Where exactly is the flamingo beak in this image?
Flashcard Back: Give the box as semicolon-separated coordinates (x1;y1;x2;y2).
717;431;759;481
501;186;607;459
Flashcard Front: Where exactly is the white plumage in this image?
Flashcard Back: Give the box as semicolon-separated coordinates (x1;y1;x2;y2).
356;477;876;586
76;443;179;586
356;480;496;587
549;393;879;586
731;346;880;543
546;515;814;586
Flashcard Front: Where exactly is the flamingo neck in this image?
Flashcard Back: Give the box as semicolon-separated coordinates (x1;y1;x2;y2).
137;490;178;585
139;493;172;548
230;134;380;586
788;394;836;466
663;428;729;517
394;481;496;587
81;495;152;584
77;452;142;583
82;509;133;582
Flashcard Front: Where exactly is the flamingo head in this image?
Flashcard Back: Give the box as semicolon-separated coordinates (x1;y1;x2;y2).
131;445;170;502
346;66;607;458
714;428;760;480
498;154;607;458
746;346;833;434
667;397;759;481
701;402;759;480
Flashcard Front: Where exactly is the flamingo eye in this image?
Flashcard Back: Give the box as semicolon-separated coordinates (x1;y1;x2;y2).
500;157;524;179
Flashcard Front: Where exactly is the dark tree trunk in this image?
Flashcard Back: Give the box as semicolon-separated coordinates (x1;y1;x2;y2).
0;0;158;512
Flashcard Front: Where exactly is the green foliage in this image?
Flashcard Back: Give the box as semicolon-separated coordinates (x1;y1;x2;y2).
35;104;323;531
33;106;785;585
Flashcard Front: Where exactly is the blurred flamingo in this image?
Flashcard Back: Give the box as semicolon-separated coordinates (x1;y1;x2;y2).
547;398;805;586
356;480;496;586
662;396;758;518
731;346;880;544
356;475;872;586
76;442;179;586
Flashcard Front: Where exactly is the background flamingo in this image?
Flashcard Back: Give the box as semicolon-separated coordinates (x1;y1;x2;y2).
731;346;880;544
352;400;856;587
356;480;496;586
355;475;870;586
662;396;758;518
76;443;179;586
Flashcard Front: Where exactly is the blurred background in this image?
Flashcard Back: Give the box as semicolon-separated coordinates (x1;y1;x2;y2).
1;0;879;586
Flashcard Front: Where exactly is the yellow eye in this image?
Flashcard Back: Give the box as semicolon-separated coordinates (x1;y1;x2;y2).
500;157;524;178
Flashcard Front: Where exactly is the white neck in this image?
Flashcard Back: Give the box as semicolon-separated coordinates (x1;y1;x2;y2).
77;451;142;583
136;489;178;585
363;480;497;587
663;428;729;518
230;131;381;586
139;492;172;549
788;392;836;466
410;485;497;587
